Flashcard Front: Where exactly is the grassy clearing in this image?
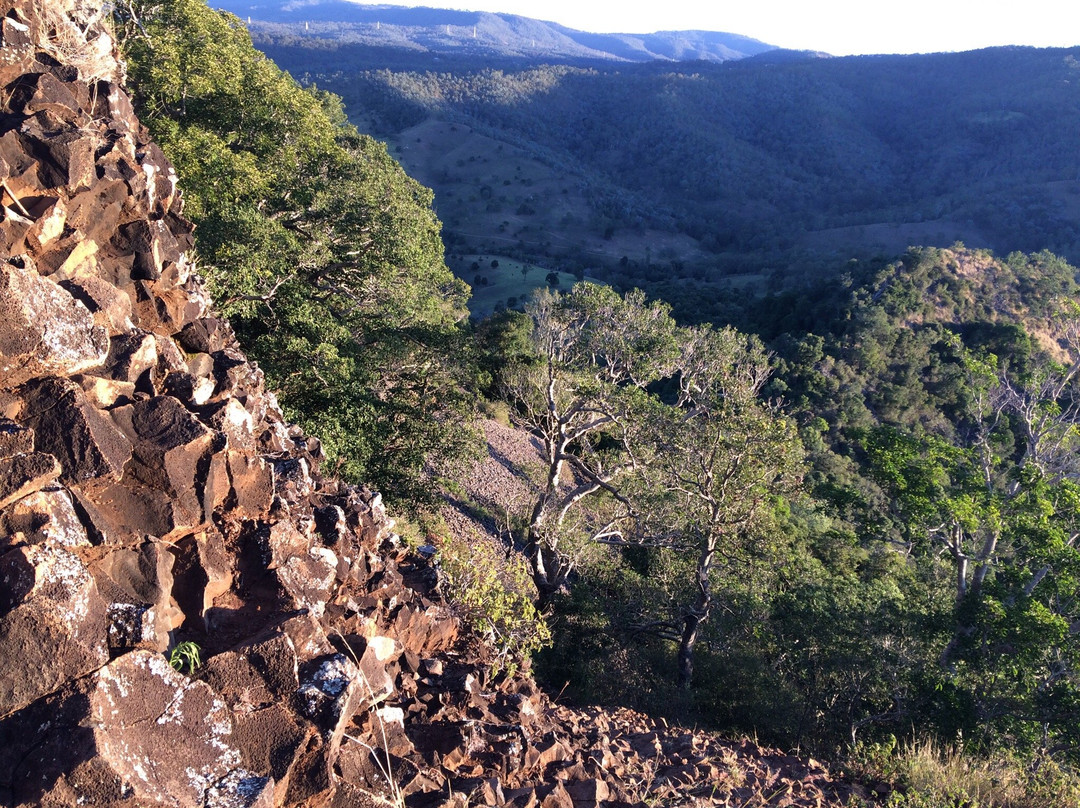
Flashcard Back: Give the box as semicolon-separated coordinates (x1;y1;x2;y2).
448;252;595;317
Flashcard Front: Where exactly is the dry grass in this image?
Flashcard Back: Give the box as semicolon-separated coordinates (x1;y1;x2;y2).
852;737;1080;808
39;2;119;83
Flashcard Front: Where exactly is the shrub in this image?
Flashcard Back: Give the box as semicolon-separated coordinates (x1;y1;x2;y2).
847;737;1080;808
437;532;550;676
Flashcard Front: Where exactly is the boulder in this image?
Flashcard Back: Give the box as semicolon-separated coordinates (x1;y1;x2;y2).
227;451;275;519
0;418;33;457
0;650;245;807
91;540;183;652
0;486;88;550
0;451;61;510
202;630;314;792
18;377;131;483
0;258;108;387
0;542;108;717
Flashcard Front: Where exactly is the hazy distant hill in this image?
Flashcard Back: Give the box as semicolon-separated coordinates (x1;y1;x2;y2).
213;1;779;62
216;2;1080;314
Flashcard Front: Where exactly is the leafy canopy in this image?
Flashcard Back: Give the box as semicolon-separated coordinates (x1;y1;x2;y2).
115;0;476;504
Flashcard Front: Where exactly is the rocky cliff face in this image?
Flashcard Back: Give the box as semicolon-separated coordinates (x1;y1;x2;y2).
0;3;859;806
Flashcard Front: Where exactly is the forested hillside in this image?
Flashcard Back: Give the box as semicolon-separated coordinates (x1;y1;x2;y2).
246;30;1080;306
114;2;1080;804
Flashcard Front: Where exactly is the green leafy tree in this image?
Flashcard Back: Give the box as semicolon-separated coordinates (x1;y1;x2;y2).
114;0;476;505
501;283;679;601
630;327;804;687
865;325;1080;754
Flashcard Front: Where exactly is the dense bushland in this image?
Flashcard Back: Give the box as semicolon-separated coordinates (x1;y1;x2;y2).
250;35;1080;292
116;3;1080;797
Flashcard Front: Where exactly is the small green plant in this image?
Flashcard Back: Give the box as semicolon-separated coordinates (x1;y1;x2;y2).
437;532;551;676
168;641;202;674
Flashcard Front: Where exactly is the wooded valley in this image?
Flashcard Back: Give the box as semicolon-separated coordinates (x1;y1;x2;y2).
112;1;1080;803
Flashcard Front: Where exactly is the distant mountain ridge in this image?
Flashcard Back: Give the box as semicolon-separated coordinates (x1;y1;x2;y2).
213;0;781;61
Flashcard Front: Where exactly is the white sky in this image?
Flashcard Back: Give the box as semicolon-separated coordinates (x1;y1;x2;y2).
374;0;1080;56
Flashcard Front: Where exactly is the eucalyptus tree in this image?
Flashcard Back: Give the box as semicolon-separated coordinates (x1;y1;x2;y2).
865;315;1080;751
501;283;680;602
633;326;804;688
503;285;804;686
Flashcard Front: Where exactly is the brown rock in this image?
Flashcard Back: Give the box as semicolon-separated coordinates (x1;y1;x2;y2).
0;418;33;458
202;630;300;709
390;602;459;658
0;259;108;387
0;487;88;551
81;474;197;543
19;377;131;483
565;777;610;806
91;541;182;652
296;653;365;744
314;504;348;546
525;739;573;771
164;369;216;406
0;543;109;717
273;456;314;504
356;636;401;707
539;782;574;808
502;788;539;808
264;518;310;570
230;705;310;795
0;452;61;510
113;395;213;495
228;451;275;518
0;649;244;807
104;329;158;383
292;652;368;798
205;770;275;808
90;652;239;802
370;705;415;758
60;274;134;332
277;545;339;617
167;529;234;630
74;373;135;408
178;317;231;354
24;196;67;252
204;397;257;451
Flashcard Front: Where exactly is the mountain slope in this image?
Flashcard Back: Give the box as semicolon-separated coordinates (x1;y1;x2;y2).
214;0;779;61
249;39;1080;303
0;2;860;806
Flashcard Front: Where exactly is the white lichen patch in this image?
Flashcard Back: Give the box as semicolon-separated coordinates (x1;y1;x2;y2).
94;660;132;706
277;547;338;618
221;398;254;444
30;488;90;547
308;546;338;589
94;653;242;804
204;769;271;808
132;646;181;682
24;543;94;619
142;161;157;210
297;653;356;720
367;636;400;663
375;705;405;727
156;686;186;726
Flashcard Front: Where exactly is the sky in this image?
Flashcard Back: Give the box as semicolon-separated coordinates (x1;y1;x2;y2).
372;0;1080;56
